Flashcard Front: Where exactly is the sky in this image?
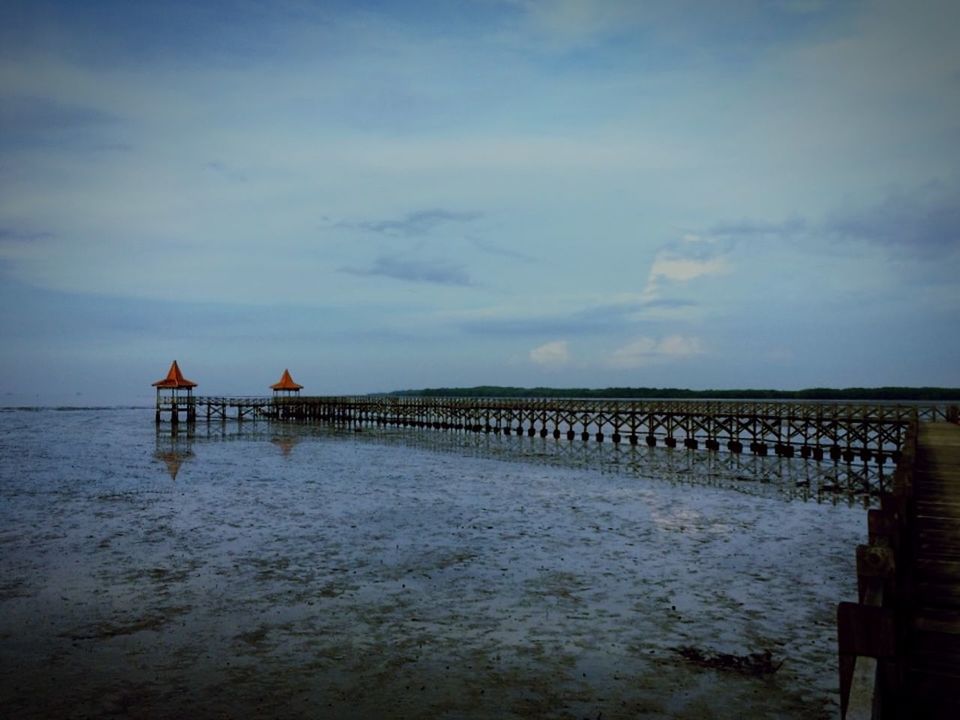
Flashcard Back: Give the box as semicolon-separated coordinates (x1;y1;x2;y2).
1;0;958;405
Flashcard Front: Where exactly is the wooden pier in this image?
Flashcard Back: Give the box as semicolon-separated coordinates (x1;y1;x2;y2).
839;421;960;719
175;395;956;464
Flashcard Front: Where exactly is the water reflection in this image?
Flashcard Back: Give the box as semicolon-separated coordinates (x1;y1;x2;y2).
270;433;300;457
154;426;195;480
175;419;886;505
351;425;884;507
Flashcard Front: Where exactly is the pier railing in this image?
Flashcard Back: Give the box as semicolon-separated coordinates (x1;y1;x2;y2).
837;418;917;718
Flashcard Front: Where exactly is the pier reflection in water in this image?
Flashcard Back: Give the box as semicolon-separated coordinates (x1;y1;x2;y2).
164;419;886;505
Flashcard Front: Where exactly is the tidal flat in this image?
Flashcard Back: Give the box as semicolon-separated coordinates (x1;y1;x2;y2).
0;408;865;719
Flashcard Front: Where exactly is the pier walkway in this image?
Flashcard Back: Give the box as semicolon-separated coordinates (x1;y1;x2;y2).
840;421;960;719
905;422;960;718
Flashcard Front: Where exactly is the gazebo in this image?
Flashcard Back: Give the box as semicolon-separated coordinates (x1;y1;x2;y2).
270;368;303;398
152;360;198;425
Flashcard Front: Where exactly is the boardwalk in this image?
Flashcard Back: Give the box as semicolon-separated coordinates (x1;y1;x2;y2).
906;422;960;718
840;422;960;719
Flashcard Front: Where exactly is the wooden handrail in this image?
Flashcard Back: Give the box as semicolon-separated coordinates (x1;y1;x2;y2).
838;416;918;718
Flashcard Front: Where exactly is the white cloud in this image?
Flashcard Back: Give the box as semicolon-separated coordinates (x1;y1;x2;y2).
609;335;703;368
658;335;703;357
642;234;732;302
648;255;729;283
513;0;647;46
529;340;570;367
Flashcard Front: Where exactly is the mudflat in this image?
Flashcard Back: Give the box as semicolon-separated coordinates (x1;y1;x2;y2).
0;408;864;719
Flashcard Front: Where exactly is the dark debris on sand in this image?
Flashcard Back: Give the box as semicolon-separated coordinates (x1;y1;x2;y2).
674;646;784;676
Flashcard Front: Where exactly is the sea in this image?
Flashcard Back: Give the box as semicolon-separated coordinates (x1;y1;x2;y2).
0;406;869;719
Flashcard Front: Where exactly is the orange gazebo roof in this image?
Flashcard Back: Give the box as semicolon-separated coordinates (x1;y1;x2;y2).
271;369;303;391
152;360;197;389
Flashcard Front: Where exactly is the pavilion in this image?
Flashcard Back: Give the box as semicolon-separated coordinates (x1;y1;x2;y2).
152;360;198;424
270;369;303;398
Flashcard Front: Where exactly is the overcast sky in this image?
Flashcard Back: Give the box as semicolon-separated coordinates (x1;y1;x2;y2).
1;0;958;405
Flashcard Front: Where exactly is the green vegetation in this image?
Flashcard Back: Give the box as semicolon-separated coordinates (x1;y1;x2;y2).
389;386;960;401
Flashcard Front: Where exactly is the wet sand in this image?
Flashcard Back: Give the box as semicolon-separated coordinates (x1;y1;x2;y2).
0;411;863;718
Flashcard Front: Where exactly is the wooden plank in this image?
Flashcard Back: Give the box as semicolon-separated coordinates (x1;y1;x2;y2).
913;609;960;634
868;508;894;544
909;630;960;668
843;655;878;720
838;602;897;658
902;423;960;715
915;559;960;578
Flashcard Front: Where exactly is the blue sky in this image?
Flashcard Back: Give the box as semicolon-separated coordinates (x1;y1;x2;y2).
1;0;958;404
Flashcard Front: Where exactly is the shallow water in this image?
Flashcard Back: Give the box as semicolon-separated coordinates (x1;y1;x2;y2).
0;408;865;719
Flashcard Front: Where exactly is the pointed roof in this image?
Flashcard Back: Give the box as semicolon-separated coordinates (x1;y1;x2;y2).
152;360;197;389
271;368;303;391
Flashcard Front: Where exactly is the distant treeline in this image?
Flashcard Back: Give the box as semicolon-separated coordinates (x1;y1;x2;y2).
389;386;960;401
